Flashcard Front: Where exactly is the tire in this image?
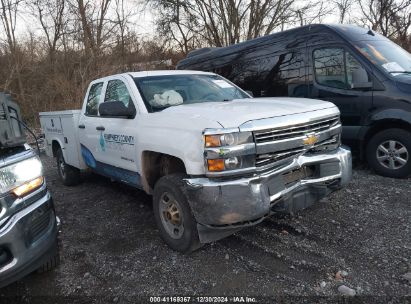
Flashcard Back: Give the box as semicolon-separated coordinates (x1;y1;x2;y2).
56;148;81;186
37;249;60;273
153;174;202;253
366;128;411;178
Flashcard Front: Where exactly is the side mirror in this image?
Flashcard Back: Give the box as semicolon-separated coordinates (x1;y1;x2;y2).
99;101;136;118
245;90;254;97
350;82;373;90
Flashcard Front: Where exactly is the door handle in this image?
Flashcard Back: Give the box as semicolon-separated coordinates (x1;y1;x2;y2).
96;126;105;131
78;124;85;129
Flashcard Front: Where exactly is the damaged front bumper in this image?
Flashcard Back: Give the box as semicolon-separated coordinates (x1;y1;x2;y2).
184;146;352;243
0;187;58;288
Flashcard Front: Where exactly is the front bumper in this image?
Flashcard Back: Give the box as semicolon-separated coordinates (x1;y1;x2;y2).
185;147;352;243
0;189;58;288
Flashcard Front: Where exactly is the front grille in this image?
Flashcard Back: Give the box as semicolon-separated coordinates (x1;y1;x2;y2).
254;115;340;144
253;115;341;169
256;147;306;167
27;205;52;243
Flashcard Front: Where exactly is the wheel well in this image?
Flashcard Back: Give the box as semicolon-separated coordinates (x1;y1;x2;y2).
362;119;411;157
52;140;61;157
141;151;187;193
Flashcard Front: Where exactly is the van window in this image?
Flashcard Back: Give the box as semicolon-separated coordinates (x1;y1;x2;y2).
314;48;369;89
85;82;103;116
354;40;411;75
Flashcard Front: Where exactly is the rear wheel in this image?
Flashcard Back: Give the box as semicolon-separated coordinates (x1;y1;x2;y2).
56;148;81;186
153;174;202;253
366;128;411;178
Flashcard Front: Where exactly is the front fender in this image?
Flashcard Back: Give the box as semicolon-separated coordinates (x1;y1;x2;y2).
358;108;411;141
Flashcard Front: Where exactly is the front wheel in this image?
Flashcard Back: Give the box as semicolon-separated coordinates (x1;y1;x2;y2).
153;174;202;253
366;128;411;178
56;148;81;186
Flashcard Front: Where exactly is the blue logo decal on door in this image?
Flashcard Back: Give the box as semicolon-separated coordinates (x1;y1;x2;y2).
99;133;106;152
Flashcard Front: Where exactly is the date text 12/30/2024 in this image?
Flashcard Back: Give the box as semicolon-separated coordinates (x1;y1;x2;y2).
149;297;257;303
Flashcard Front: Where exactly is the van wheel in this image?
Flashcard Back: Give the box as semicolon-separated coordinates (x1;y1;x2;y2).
366;128;411;178
153;174;202;253
56;148;81;186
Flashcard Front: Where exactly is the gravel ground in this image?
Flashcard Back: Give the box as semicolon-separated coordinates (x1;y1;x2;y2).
1;155;410;303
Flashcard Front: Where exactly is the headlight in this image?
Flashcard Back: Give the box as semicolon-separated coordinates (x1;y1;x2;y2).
207;155;255;172
205;132;253;147
0;157;44;197
204;130;255;174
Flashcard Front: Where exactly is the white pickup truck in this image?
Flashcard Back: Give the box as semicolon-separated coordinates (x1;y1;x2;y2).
40;70;351;252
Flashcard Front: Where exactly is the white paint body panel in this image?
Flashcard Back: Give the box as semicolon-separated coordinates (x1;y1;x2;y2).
39;110;87;169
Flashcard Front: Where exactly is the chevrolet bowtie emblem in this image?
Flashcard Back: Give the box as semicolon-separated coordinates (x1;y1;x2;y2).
303;134;319;146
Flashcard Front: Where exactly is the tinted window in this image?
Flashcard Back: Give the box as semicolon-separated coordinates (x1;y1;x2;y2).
86;82;103;116
228;49;306;97
314;48;369;89
105;79;131;107
263;50;306;97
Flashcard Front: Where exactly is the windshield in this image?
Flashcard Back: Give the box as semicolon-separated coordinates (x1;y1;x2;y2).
134;74;249;112
354;40;411;75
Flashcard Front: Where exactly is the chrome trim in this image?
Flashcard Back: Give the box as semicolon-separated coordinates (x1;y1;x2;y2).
255;124;341;154
184;147;352;229
195;147;351;186
239;107;340;132
254;116;339;138
0;190;51;235
269;173;342;202
0;182;47;228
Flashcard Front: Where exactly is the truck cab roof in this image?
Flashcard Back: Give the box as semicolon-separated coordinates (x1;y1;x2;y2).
94;70;215;83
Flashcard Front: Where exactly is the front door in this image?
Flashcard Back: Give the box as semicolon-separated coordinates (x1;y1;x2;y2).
78;77;141;187
78;81;105;169
309;46;373;144
97;78;138;171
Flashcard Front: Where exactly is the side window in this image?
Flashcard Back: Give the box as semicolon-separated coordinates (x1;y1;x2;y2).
314;48;369;89
85;82;103;116
346;52;369;86
105;79;131;107
314;48;346;89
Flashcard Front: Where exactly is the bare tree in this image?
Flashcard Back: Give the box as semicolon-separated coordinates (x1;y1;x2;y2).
0;0;26;102
69;0;114;57
30;0;67;63
294;0;333;26
149;0;299;50
334;0;353;23
357;0;411;47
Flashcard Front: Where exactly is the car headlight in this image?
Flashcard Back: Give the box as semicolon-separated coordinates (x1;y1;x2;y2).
204;130;255;174
205;132;253;147
0;157;44;197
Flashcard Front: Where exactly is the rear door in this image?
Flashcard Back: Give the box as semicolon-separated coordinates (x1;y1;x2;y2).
308;46;373;143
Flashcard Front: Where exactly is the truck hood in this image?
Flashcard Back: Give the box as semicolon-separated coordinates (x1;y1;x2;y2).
162;97;336;128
